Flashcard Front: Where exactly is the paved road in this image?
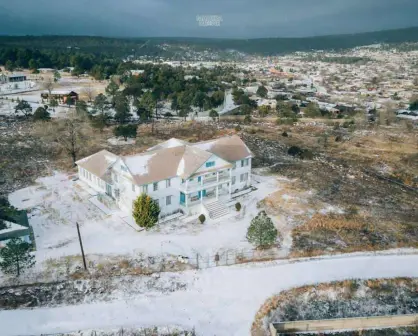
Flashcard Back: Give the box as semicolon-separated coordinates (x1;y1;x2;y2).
1;254;418;336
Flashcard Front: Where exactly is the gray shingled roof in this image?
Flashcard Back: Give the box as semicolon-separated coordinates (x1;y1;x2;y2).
76;135;252;186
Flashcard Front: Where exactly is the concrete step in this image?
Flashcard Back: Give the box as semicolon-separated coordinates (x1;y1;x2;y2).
204;201;229;219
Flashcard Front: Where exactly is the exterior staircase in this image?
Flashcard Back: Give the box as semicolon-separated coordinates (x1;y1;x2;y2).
204;200;229;220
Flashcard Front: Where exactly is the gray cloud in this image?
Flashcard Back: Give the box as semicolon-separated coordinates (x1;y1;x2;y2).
0;0;417;38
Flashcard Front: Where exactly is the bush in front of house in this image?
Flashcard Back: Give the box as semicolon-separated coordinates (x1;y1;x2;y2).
132;194;160;229
235;202;241;212
247;211;278;249
198;214;206;224
33;106;51;121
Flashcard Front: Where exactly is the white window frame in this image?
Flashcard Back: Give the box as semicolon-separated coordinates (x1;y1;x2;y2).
232;176;236;185
141;185;148;193
166;195;172;206
153;182;158;191
166;179;171;188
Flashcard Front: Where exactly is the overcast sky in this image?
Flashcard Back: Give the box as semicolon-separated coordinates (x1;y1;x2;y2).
0;0;417;38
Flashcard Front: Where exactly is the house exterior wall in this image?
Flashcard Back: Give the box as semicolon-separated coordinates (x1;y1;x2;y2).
194;155;231;174
111;162;182;216
230;157;252;193
146;177;182;216
78;166;106;193
8;76;27;83
77;147;252;218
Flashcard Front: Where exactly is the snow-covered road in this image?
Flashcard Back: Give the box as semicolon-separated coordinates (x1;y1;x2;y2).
1;254;418;336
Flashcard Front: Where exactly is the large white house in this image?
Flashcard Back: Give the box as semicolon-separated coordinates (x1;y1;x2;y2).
76;135;253;218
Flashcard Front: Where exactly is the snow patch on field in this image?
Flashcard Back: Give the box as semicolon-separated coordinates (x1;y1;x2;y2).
107;137;136;146
5;171;280;280
1;254;418;336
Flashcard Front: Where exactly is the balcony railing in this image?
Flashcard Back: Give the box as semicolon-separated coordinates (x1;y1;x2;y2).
181;176;230;191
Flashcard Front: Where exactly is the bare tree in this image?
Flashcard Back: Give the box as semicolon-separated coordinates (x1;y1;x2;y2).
82;85;96;103
42;78;54;99
38;112;93;167
380;103;397;126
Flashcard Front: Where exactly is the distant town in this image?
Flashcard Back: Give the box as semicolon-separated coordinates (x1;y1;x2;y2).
0;29;417;336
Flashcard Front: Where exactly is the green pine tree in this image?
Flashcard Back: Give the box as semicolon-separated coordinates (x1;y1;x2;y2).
209;109;219;121
113;124;137;141
0;238;35;277
132;194;160;229
246;211;278;249
33;107;51;121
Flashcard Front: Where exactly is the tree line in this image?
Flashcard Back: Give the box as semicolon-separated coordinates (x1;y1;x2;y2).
0;47;120;79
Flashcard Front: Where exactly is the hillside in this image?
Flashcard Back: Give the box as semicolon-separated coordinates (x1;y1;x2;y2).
149;26;418;54
0;26;418;57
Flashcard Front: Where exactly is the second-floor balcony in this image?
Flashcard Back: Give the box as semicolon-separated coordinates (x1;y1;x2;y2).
180;170;231;192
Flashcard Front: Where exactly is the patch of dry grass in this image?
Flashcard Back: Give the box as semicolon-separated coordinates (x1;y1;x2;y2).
290;213;418;257
251;277;418;336
297;213;366;231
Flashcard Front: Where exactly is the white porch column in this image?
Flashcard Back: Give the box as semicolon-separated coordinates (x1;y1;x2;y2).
200;175;204;204
228;169;232;198
247;171;251;186
216;186;219;200
185;193;188;208
216;171;219;183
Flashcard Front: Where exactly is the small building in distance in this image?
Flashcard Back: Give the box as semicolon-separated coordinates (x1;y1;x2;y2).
0;210;33;247
37;68;55;73
0;73;27;84
41;90;79;104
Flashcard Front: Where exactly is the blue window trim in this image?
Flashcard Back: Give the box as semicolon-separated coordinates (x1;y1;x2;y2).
205;161;215;168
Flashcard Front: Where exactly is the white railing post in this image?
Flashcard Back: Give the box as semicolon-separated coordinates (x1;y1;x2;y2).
229;169;232;198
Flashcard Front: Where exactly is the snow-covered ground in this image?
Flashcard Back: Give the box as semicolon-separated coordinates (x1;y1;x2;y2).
0;80;37;95
0;90;74;118
107;137;136;146
1;254;417;336
6;172;279;272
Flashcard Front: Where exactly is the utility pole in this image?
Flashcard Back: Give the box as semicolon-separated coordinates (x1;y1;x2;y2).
76;222;87;271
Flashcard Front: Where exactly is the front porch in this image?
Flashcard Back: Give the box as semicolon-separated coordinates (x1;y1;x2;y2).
180;182;230;205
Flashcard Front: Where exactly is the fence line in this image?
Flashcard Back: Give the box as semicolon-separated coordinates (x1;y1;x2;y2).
21;326;196;336
270;313;418;335
186;247;283;270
